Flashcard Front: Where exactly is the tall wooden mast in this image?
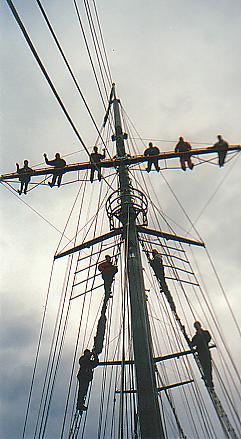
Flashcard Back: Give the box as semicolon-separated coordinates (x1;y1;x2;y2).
111;84;165;439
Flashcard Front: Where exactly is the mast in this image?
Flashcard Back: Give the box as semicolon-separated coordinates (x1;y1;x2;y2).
112;84;165;439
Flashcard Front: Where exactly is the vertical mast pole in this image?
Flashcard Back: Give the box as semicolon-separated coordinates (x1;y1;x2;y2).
112;85;165;439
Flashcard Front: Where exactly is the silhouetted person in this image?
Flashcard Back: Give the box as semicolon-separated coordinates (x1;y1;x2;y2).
210;135;229;167
144;142;160;172
43;153;66;187
90;147;105;183
76;349;99;412
98;255;118;298
150;249;176;312
16;160;33;195
175;137;194;171
191;321;213;388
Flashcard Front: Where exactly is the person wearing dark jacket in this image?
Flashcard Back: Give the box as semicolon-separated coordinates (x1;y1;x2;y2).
90;147;105;182
191;321;214;388
175;137;194;171
16;160;33;195
43;152;66;187
76;349;99;412
209;135;229;167
144;142;160;172
98;255;118;298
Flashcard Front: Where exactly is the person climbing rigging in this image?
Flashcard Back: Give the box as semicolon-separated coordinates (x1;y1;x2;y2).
175;136;194;171
98;255;118;298
149;249;176;312
16;160;33;195
144;142;160;172
209;134;229;167
191;321;214;389
76;349;99;412
43;152;66;187
89;146;106;183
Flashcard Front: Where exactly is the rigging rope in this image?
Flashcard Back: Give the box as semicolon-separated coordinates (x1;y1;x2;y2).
83;0;111;97
5;0;91;156
1;181;71;241
73;0;107;110
21;260;55;439
35;0;110;151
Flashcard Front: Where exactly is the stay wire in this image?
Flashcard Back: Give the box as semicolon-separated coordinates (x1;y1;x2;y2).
208;253;240;338
35;0;110;151
33;256;72;439
83;0;111;97
39;261;74;439
187;153;240;233
5;0;91;157
73;0;107;109
92;0;113;84
21;259;55;439
36;257;74;438
1;181;71;241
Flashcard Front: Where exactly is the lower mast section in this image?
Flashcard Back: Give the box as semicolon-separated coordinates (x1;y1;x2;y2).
125;223;165;439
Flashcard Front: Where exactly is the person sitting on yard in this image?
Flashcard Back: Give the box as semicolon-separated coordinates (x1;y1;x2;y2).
16;160;33;195
175;136;194;171
209;135;229;167
43;152;66;187
144;142;160;172
90;147;106;183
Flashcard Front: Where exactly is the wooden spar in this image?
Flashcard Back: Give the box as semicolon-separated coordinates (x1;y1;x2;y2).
97;346;216;366
54;228;123;260
137;225;205;248
1;145;240;181
115;380;194;394
54;225;204;261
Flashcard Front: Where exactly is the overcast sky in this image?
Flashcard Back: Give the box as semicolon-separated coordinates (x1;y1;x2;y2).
1;1;241;438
